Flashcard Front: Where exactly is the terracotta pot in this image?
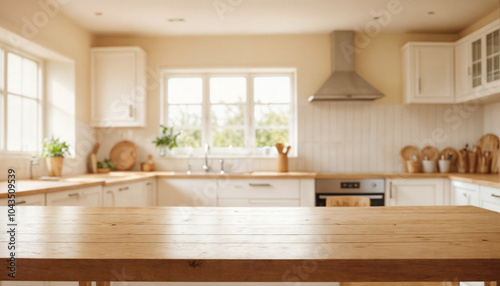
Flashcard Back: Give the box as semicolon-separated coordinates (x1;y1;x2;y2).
46;157;64;177
97;168;110;174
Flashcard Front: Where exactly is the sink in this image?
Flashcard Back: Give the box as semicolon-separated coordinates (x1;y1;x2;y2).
167;171;246;176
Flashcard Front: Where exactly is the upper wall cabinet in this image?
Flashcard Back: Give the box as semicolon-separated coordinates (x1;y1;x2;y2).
455;21;500;103
91;47;147;127
402;42;455;104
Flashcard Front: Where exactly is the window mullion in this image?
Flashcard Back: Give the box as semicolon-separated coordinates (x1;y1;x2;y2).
247;74;255;148
0;48;5;151
202;74;211;147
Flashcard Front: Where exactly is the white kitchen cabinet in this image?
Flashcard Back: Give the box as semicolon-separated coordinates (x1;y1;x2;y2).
46;186;102;206
0;282;48;286
451;181;480;206
103;181;147;207
455;40;474;102
0;193;45;206
157;178;217;207
386;179;447;206
479;185;500;212
218;198;300;207
91;46;147;127
217;178;301;207
402;42;455;104
143;178;157;206
455;20;500;102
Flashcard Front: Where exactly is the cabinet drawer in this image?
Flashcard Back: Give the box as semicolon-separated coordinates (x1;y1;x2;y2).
0;193;45;206
218;198;300;207
479;186;500;212
46;186;102;206
451;181;480;207
218;179;299;199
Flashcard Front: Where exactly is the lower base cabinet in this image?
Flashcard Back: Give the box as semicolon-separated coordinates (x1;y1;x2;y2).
157;179;217;206
451;181;480;206
46;186;102;206
386;179;447;206
479;186;500;212
0;193;45;206
218;198;300;207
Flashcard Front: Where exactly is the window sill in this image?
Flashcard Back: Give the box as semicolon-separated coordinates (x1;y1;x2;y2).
0;152;76;160
155;154;298;159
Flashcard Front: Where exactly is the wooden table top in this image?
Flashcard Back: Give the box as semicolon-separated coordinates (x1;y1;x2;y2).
1;206;499;282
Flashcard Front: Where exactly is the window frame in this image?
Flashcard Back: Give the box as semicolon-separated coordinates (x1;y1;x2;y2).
160;68;297;158
0;43;44;155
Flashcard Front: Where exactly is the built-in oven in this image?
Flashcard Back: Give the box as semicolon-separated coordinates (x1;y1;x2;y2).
315;178;385;207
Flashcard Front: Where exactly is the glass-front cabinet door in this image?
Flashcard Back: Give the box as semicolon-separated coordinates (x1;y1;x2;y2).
471;38;482;88
486;29;500;83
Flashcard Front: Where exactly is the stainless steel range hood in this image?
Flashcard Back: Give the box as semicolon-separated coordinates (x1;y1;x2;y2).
309;31;384;102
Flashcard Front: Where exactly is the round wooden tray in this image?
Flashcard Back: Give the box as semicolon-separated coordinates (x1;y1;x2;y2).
110;141;138;171
421;146;439;161
400;146;420;172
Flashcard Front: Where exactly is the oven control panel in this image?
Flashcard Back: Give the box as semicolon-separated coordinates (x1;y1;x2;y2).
315;178;385;194
341;182;360;189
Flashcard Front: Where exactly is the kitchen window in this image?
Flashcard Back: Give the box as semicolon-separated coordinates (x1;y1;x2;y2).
161;68;296;156
0;46;43;153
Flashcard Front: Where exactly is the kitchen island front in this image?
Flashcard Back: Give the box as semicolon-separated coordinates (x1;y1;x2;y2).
1;206;499;285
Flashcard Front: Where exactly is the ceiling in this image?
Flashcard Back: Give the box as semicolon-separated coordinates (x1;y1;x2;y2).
59;0;499;36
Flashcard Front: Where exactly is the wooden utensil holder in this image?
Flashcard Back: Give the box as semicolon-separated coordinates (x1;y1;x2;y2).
406;160;421;173
468;152;476;173
277;153;288;172
458;150;468;174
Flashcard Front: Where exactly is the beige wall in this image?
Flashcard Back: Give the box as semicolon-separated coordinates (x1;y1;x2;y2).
355;33;458;105
95;33;458;106
460;8;500;38
0;0;93;178
92;33;471;173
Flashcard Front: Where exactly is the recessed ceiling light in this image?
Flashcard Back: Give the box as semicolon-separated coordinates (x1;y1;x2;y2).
167;18;185;22
95;12;103;16
428;11;435;15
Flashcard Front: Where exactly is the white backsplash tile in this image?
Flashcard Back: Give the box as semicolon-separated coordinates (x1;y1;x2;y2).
484;102;500;136
144;102;484;174
1;102;487;178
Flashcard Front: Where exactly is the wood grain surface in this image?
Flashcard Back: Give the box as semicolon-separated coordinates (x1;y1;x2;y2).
0;206;499;283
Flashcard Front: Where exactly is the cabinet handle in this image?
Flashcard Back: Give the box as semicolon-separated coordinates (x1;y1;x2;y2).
249;183;271;187
492;194;500;198
418;78;422;93
463;193;468;197
468;67;471;76
389;182;393;199
119;187;129;192
146;183;152;186
129;105;133;117
68;192;82;197
17;200;27;205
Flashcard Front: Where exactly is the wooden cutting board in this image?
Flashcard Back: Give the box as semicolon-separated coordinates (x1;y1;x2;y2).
421;146;439;161
400;146;420;172
477;134;500;174
110;141;138;171
88;143;100;174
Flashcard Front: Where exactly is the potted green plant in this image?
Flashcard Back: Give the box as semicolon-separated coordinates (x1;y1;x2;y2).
41;137;70;177
97;158;116;174
153;125;180;157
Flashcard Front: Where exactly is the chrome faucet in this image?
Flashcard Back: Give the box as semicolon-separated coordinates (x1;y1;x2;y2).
30;155;39;180
219;159;225;174
202;143;210;172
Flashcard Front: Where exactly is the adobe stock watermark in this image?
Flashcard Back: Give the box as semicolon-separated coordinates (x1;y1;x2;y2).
213;0;243;21
21;0;71;40
340;0;408;62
